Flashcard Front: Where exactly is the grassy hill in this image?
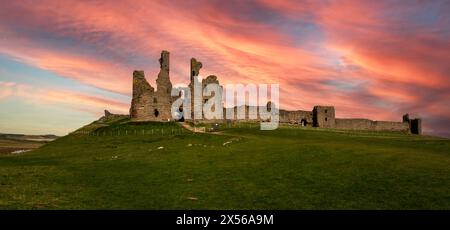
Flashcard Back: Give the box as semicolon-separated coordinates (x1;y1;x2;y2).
0;119;449;209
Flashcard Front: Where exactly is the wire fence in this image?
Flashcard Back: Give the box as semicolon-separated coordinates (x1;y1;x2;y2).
72;122;262;137
72;128;187;137
71;122;414;138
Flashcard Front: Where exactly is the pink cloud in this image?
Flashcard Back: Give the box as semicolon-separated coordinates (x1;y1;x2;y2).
0;81;15;99
3;82;128;116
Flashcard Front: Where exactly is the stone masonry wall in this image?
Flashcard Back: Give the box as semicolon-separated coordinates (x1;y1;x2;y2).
130;70;155;121
279;110;313;125
335;118;409;132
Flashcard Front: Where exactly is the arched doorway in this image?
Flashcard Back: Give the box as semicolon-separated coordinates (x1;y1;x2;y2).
177;106;184;122
154;109;159;117
301;119;307;126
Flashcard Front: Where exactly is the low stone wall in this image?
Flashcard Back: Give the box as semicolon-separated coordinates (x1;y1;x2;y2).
279;110;313;125
335;118;409;133
186;107;311;124
372;121;410;132
335;118;372;129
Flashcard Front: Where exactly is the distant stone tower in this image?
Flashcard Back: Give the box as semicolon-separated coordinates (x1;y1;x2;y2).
410;118;422;135
403;113;422;135
187;58;222;121
190;58;202;84
313;106;335;128
201;75;220;103
155;50;173;120
130;51;173;121
189;58;203;120
130;70;155;121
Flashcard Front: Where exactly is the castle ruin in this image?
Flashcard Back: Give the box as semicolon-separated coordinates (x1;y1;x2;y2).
130;51;173;121
129;50;422;135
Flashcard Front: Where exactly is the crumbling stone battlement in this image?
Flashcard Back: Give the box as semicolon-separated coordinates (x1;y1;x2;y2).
98;110;128;123
190;58;202;83
130;51;172;121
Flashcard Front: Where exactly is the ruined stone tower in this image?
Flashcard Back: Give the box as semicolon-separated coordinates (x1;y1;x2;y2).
155;50;173;120
190;58;202;84
130;70;154;121
187;58;223;120
130;51;173;121
410;118;422;135
313;106;336;128
189;58;203;120
403;113;422;134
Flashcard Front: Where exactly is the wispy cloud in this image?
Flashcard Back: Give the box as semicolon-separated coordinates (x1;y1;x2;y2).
1;81;128;116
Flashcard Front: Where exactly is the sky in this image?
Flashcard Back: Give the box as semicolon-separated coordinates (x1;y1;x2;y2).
0;0;449;137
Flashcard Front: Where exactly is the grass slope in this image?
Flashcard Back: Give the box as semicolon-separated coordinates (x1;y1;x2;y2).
0;120;449;209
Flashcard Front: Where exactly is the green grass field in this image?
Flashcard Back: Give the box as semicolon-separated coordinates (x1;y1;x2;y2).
0;120;449;209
